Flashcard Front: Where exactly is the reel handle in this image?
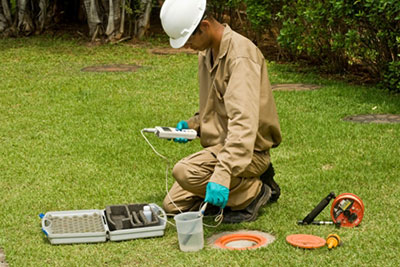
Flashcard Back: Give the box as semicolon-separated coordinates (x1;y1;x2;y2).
299;192;336;225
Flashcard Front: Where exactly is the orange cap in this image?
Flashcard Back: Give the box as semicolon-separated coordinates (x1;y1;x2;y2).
326;234;340;249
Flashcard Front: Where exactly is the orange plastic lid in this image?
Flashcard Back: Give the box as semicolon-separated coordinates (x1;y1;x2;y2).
286;234;326;249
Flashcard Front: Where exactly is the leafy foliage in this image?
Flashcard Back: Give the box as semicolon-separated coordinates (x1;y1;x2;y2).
243;0;283;31
382;60;400;93
242;0;400;91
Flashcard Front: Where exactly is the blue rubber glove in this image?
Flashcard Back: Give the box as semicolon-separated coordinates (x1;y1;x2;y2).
174;120;189;143
204;182;229;209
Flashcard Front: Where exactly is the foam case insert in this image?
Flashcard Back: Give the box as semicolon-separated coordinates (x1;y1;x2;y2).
41;203;166;245
105;204;159;230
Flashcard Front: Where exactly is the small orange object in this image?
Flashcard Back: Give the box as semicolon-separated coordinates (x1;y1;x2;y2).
326;234;341;249
286;234;326;249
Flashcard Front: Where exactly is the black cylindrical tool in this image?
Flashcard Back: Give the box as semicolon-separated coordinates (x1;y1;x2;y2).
296;220;341;228
300;192;336;225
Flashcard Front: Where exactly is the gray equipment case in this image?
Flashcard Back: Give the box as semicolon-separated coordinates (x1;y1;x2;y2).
41;203;166;245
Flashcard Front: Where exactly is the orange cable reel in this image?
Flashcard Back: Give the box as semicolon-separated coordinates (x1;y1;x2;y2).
331;193;365;228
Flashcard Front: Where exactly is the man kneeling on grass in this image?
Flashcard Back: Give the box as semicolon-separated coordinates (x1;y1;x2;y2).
159;0;282;223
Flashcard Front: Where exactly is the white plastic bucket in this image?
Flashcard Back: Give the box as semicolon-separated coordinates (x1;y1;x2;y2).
174;212;204;252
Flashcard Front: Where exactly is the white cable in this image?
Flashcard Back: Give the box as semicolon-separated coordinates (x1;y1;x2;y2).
199;202;224;228
140;129;183;214
157;214;176;227
141;129;223;227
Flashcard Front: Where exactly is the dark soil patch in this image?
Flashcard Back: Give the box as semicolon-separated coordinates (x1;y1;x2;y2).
150;47;197;55
272;83;322;91
343;114;400;124
81;64;141;72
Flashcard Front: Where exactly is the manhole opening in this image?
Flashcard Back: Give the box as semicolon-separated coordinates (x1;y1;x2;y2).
208;230;275;250
272;83;321;91
225;240;258;248
343;114;400;124
81;64;141;72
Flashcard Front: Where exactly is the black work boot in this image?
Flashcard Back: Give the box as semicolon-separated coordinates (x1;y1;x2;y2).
222;184;271;223
260;163;280;202
203;203;222;216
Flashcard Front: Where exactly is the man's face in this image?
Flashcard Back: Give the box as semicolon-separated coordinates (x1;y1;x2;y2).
186;22;210;51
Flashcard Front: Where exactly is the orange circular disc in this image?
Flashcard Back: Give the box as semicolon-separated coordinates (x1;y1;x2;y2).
286;234;326;249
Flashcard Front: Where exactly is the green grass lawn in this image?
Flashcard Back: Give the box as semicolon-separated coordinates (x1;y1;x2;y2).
1;35;400;266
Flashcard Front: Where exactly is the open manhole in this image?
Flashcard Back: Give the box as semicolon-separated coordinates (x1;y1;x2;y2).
81;64;141;72
272;83;322;91
343;114;400;124
150;47;197;55
208;230;275;250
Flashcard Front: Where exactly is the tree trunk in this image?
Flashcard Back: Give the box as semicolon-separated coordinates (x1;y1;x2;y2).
0;0;12;32
83;0;101;38
135;0;151;39
37;0;48;34
1;0;153;41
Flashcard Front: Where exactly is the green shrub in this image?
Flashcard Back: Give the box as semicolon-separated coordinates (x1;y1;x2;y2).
278;1;399;68
381;60;400;93
242;0;400;91
243;0;283;31
207;0;241;21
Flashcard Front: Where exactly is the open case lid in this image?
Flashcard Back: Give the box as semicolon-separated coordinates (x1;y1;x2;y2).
41;209;108;245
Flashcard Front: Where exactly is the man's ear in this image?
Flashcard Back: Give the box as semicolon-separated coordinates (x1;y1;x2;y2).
199;20;211;32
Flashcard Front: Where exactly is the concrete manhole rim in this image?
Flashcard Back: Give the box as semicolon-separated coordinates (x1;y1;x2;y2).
207;230;275;250
0;248;8;266
272;83;322;91
81;64;142;72
343;114;400;123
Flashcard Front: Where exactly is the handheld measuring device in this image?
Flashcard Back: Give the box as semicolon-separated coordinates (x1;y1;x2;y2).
143;127;197;140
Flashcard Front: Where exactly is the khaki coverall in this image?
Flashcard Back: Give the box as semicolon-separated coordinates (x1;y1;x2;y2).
163;25;281;213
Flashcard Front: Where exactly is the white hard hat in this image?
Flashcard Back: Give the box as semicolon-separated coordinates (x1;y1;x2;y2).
160;0;206;48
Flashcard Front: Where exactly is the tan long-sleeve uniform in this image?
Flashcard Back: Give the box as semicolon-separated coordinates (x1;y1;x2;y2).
163;25;281;213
